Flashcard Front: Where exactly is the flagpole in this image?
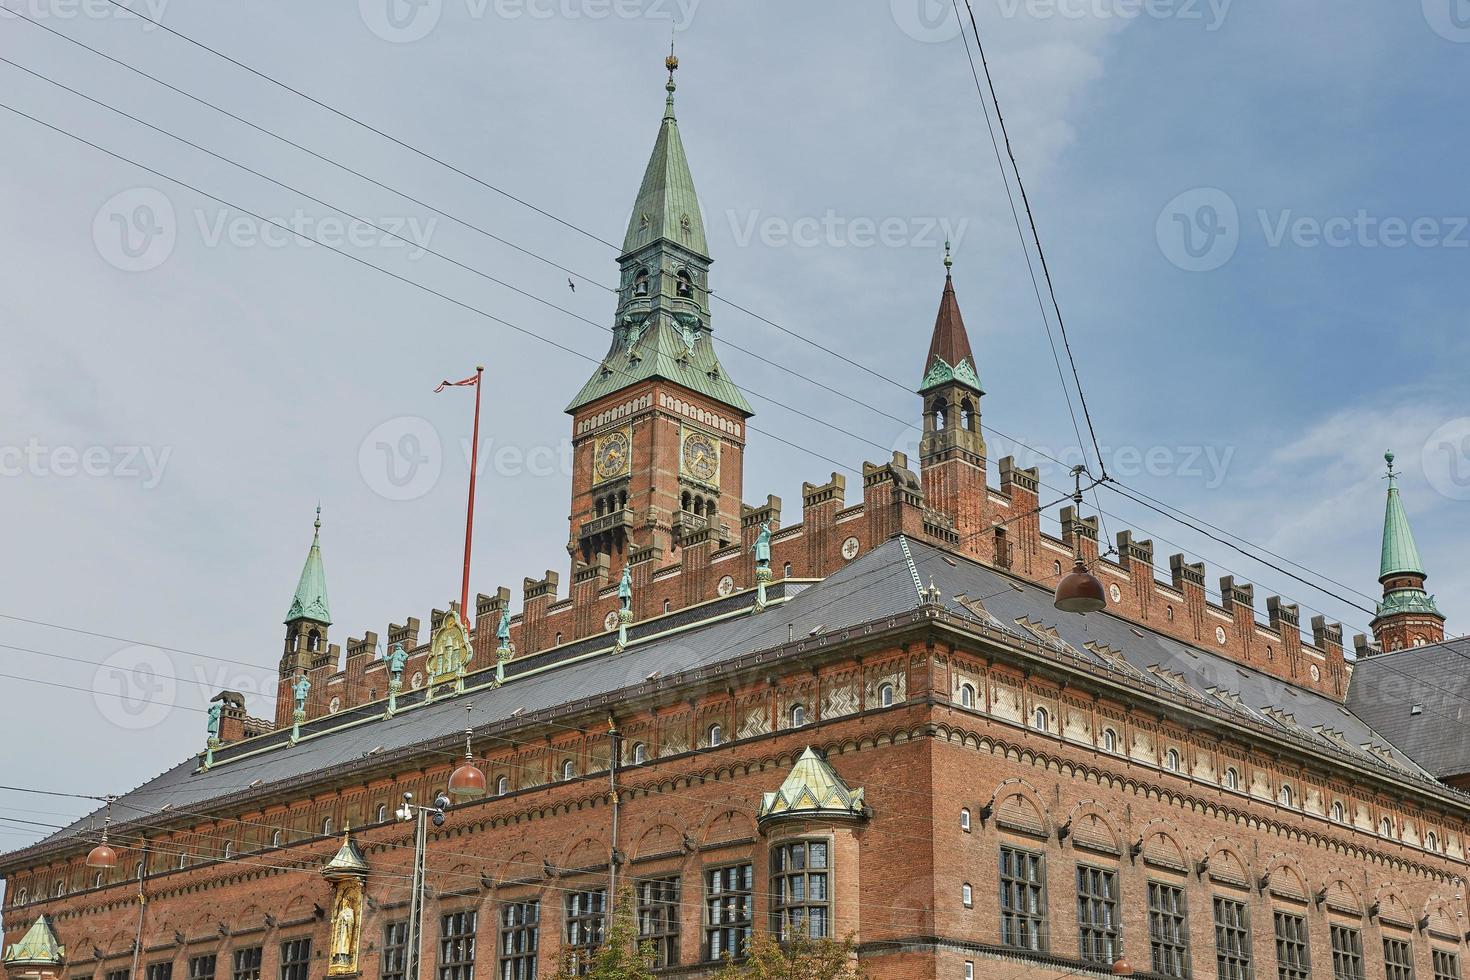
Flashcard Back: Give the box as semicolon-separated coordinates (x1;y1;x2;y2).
461;366;484;623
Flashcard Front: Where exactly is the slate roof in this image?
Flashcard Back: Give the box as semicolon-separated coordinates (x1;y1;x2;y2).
1345;637;1470;779
6;537;1448;865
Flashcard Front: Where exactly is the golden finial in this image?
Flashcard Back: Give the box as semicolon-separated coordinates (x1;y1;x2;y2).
666;35;679;90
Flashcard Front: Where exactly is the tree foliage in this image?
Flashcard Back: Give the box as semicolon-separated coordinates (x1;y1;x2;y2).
714;930;866;980
546;887;655;980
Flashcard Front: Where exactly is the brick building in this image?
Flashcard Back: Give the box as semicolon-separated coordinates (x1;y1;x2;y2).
4;64;1469;980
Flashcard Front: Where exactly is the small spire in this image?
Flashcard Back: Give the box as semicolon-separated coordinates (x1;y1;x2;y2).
664;38;679;119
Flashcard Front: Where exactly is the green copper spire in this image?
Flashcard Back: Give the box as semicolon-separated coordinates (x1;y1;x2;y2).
285;506;331;625
1380;451;1427;579
566;55;750;417
4;915;64;967
621;50;707;257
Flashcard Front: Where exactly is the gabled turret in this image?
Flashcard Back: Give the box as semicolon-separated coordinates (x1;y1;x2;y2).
278;507;333;725
1369;451;1445;652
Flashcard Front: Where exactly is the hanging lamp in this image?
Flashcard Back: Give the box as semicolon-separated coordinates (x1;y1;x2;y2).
86;796;118;870
1054;466;1107;614
447;705;486;801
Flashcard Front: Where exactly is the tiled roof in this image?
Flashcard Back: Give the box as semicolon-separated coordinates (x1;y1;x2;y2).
6;538;1449;865
1345;637;1470;778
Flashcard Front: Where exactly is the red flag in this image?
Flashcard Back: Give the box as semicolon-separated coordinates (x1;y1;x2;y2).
435;374;480;392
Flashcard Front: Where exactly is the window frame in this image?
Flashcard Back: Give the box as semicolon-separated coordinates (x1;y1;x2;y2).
1146;880;1190;978
437;909;477;980
1212;896;1251;980
1384;937;1417;980
187;955;216;980
1075;863;1121;966
564;888;607;975
1330;923;1365;980
496;899;539;980
703;862;754;963
1433;948;1461;980
277;938;311;980
770;838;832;941
380;921;409;980
145;964;173;980
999;845;1048;952
231;946;262;980
635;875;680;969
1273;910;1310;980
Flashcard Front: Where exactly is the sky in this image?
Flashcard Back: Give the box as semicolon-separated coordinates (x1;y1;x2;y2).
1;0;1467;851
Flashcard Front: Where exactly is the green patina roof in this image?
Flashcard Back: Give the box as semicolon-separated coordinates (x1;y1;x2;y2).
565;311;752;415
757;747;866;824
1380;452;1427;580
621;75;706;257
285;508;331;625
4;916;64;967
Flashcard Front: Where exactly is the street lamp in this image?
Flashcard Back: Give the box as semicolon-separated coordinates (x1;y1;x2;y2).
396;791;450;980
447;706;486;801
1054;466;1107;614
86;796;118;870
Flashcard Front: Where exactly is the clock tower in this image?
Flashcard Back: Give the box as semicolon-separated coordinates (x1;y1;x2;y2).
565;57;752;570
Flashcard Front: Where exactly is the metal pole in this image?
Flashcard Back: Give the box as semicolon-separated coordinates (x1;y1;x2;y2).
406;807;427;980
608;720;621;909
460;366;485;620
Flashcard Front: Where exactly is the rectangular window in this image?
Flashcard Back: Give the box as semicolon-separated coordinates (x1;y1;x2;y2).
1273;912;1310;980
187;956;216;980
1212;897;1251;980
1147;881;1190;978
145;965;173;980
278;940;310;980
1330;924;1365;980
1434;949;1462;980
564;889;607;975
381;922;408;980
636;876;680;968
231;947;261;980
497;900;539;980
106;970;131;980
999;846;1047;952
1385;938;1417;980
438;910;477;980
704;863;754;962
772;840;832;940
1076;865;1120;965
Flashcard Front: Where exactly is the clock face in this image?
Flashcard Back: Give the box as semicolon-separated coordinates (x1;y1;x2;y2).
594;429;631;483
681;429;719;484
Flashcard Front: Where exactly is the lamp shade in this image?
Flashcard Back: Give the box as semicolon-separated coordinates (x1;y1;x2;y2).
447;759;486;801
86;842;118;870
1111;957;1135;976
1054;558;1107;614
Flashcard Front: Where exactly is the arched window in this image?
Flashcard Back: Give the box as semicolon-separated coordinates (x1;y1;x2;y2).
789;704;806;728
960;808;971;832
1053;560;1063;576
961;883;973;908
55;881;65;899
1224;768;1240;791
223;842;233;859
1381;817;1394;837
958;684;975;709
879;683;895;707
178;852;188;869
632;742;647;765
555;632;563;645
496;776;510;796
1330;801;1344;823
708;724;723;747
322;817;333;837
94;871;104;888
563;760;576;781
16;888;26;905
271;830;283;848
376;804;387;823
1278;784;1293;807
676;269;694;298
1165;748;1181;772
1165;605;1175;621
308;629;321;652
783;562;792;578
663;599;671;614
1032;706;1049;732
632;269;649;297
1102;728;1118;753
1427;831;1439;851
